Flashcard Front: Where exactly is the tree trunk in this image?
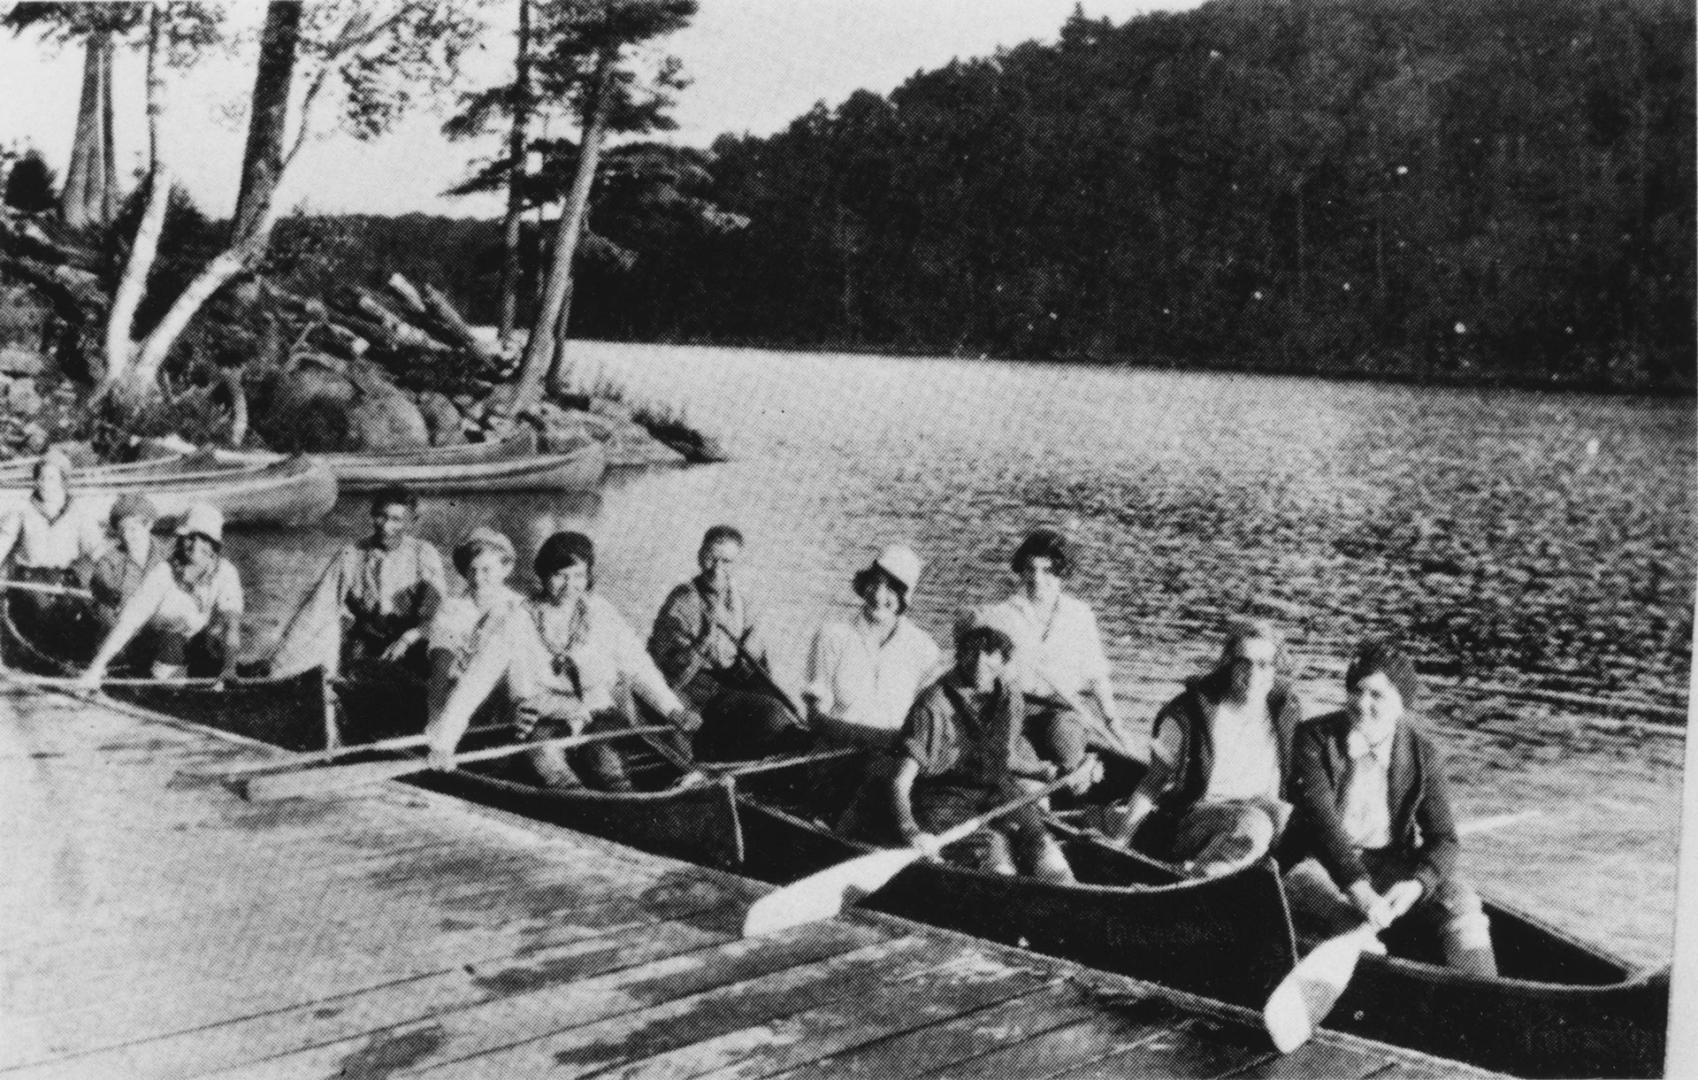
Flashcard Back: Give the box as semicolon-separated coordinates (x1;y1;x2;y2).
123;1;303;395
62;30;117;231
146;6;163;175
497;48;616;417
104;164;171;386
499;0;532;343
233;1;303;246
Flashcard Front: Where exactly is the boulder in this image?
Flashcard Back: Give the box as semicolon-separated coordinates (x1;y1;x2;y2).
254;352;428;452
342;392;430;451
414;390;466;447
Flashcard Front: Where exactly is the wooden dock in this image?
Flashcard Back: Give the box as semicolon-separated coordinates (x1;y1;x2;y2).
0;687;1499;1079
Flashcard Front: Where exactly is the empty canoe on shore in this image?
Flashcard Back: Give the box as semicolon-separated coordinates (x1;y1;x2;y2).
0;449;193;482
0;454;337;528
211;432;606;494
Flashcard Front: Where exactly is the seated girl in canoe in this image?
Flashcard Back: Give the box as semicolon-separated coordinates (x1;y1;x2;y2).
271;484;446;680
0;447;106;665
801;544;943;750
879;618;1087;883
425;526;524;724
88;494;164;631
975;527;1133;769
77;504;242;685
425;531;702;791
648;525;802;761
1284;639;1498;977
1101;617;1304;878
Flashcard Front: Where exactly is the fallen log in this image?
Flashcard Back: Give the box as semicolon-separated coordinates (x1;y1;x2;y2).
422;282;499;362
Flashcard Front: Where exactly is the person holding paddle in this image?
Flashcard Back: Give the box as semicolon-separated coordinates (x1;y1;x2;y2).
77;504;242;686
1101;617;1303;878
879;618;1086;883
1283;639;1497;977
648;525;800;761
425;531;702;791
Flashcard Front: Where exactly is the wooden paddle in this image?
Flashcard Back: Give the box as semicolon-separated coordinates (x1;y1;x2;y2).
0;580;93;600
179;721;515;784
742;765;1089;938
231;724;673;802
1263;920;1388;1053
1260;811;1540;1053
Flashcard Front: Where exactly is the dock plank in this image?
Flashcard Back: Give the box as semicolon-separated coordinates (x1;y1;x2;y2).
610;958;1076;1080
201;930;926;1079
15;906;744;1080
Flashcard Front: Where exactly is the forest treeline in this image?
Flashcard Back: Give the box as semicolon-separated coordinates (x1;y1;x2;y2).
306;0;1696;392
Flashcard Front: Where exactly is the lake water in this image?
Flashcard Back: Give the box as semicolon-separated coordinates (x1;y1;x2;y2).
226;341;1693;966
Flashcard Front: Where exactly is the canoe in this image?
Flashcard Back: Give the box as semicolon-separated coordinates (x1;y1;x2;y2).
211;430;609;494
0;449;194;481
1325;903;1668;1078
331;439;605;494
0;454;338;528
723;763;1669;1078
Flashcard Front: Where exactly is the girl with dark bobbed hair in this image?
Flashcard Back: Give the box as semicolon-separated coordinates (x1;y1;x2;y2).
426;531;702;790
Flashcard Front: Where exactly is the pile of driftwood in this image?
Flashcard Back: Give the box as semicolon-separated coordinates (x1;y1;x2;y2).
265;272;516;402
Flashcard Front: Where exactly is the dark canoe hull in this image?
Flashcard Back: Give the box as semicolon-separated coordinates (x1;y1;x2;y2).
729;791;1302;1008
413;764;747;871
1332;903;1669;1078
108;668;335;752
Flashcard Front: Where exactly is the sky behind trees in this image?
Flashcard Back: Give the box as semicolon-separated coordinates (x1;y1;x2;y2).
0;0;1192;218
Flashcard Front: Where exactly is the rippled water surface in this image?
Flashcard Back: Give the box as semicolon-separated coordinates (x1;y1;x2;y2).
225;342;1692;965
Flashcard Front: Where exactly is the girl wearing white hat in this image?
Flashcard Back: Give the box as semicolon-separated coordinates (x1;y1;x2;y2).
78;503;243;685
802;543;943;750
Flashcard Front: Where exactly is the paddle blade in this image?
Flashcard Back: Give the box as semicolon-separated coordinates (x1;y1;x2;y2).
1263;926;1378;1053
743;848;922;937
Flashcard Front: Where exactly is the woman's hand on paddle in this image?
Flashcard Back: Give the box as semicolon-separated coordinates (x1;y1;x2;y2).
1383;879;1424;921
72;667;104;696
381;630;421;664
1065;754;1103;795
669;706;704;734
426;741;457;772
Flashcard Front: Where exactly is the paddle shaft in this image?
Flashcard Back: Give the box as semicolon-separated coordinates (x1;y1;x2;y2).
189;721;514;781
1;580;93;599
740;763;1092;938
236;724;673;801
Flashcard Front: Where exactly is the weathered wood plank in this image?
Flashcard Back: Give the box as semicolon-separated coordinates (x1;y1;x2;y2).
3;862;753;1069
11;907;745;1080
197;926;914;1079
916;992;1217;1080
1218;1038;1389;1079
565;948;1067;1080
1045;1016;1274;1080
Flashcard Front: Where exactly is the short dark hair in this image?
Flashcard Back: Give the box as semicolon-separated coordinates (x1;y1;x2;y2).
1345;639;1419;710
955;623;1014;659
1011;528;1070;577
700;524;744;552
370;484;418;514
535;530;595;588
852;565;909;614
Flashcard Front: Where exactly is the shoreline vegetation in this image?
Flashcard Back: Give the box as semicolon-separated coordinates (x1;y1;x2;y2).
0;0;1692;461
